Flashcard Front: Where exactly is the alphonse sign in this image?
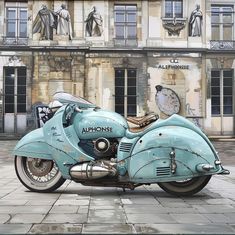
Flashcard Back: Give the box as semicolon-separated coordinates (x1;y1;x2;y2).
157;64;189;70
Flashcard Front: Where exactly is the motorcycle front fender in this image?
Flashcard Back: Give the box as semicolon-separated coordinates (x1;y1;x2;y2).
129;125;226;183
13;128;52;160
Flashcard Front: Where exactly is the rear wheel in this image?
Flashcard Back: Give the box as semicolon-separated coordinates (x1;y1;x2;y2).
15;156;66;192
158;175;211;196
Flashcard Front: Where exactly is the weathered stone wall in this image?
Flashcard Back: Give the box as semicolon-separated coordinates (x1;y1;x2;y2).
32;51;85;104
85;52;148;115
147;53;204;125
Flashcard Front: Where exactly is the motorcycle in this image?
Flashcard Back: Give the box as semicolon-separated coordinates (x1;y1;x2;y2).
13;92;229;196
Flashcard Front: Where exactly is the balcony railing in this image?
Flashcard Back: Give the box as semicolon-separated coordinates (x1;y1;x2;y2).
114;38;137;47
2;37;28;46
210;40;235;50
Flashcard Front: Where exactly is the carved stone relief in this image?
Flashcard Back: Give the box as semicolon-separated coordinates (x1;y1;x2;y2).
162;17;187;36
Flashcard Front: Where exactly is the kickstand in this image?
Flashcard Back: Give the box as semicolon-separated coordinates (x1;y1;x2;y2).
122;187;126;192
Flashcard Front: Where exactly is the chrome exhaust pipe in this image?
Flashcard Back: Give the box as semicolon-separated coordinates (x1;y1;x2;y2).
70;161;116;180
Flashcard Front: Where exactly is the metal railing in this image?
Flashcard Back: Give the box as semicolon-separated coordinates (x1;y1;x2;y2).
210;40;235;50
2;37;28;46
114;38;137;47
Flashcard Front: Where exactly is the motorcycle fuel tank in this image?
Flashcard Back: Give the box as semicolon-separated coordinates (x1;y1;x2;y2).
73;109;128;139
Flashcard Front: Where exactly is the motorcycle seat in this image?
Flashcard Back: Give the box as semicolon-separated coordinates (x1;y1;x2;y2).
126;113;158;129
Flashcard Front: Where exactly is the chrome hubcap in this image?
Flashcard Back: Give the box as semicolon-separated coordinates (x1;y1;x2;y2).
25;158;59;183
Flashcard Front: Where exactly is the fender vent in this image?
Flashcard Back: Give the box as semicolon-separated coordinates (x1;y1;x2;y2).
119;142;133;153
156;167;171;176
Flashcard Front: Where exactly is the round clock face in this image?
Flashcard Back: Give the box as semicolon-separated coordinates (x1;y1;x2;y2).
155;86;181;116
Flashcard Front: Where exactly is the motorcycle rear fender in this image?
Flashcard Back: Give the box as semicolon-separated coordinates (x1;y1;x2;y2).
129;126;225;183
13;128;52;160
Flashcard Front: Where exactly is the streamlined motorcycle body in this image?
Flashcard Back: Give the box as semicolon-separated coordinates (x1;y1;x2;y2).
13;92;229;196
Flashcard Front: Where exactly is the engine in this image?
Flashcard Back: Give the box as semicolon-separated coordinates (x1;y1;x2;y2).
78;137;118;159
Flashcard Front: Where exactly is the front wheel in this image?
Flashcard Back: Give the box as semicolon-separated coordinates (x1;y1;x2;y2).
15;156;66;193
158;175;212;196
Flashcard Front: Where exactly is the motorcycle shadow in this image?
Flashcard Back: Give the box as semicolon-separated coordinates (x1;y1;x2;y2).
24;186;212;199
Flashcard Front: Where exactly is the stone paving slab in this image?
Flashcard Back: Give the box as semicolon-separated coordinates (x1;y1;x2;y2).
29;224;82;234
82;224;136;234
42;213;88;224
134;223;235;234
0;224;32;234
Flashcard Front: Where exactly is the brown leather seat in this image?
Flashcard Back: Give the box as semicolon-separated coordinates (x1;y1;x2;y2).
126;113;158;128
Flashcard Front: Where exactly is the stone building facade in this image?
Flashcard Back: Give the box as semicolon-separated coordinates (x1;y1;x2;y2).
0;0;234;136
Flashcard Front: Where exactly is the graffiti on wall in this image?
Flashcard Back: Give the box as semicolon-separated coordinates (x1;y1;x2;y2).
185;103;201;127
33;104;52;128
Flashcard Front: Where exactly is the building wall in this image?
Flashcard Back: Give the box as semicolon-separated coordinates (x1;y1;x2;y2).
0;0;234;136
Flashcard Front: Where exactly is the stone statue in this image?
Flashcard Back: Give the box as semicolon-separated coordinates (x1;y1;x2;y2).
85;6;103;37
189;4;203;37
32;5;57;40
56;4;72;39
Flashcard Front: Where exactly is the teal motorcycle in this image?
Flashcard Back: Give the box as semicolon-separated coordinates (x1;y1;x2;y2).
13;92;229;196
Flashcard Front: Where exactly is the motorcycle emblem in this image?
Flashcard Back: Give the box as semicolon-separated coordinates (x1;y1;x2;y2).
82;126;113;134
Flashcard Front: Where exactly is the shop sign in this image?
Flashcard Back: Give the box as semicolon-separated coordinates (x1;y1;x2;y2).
156;64;189;70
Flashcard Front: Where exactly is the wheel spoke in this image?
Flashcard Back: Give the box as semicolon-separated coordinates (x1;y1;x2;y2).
24;158;59;185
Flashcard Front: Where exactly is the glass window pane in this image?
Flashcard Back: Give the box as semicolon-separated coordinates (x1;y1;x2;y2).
5;85;14;94
224;87;232;95
127;105;136;116
127;26;136;38
5;95;14;103
126;5;136;11
115;69;125;78
211;77;220;86
223;96;232;106
223;78;232;86
211;7;220;13
174;1;182;18
223;25;233;40
18;68;26;85
223;106;232;114
5;70;15;85
127;87;136;95
211;70;220;78
212;106;220;115
128;78;136;86
165;1;173;18
223;7;233;12
114;5;125;11
115;105;124;115
17;104;26;112
20;22;27;37
115;87;124;96
127;96;136;105
20;10;27;20
6;21;16;37
17;86;26;95
211;13;219;23
223;13;232;23
115;96;124;104
5;104;14;113
127;13;136;22
17;95;26;103
7;9;16;19
212;87;220;95
211;25;219;40
116;25;124;38
127;69;136;78
223;70;233;78
212;97;220;105
115;13;125;22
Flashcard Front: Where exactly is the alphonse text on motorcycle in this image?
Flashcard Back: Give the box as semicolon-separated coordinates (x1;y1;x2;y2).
13;92;229;196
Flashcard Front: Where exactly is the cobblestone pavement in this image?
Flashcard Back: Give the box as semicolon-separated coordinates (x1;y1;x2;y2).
0;140;235;234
